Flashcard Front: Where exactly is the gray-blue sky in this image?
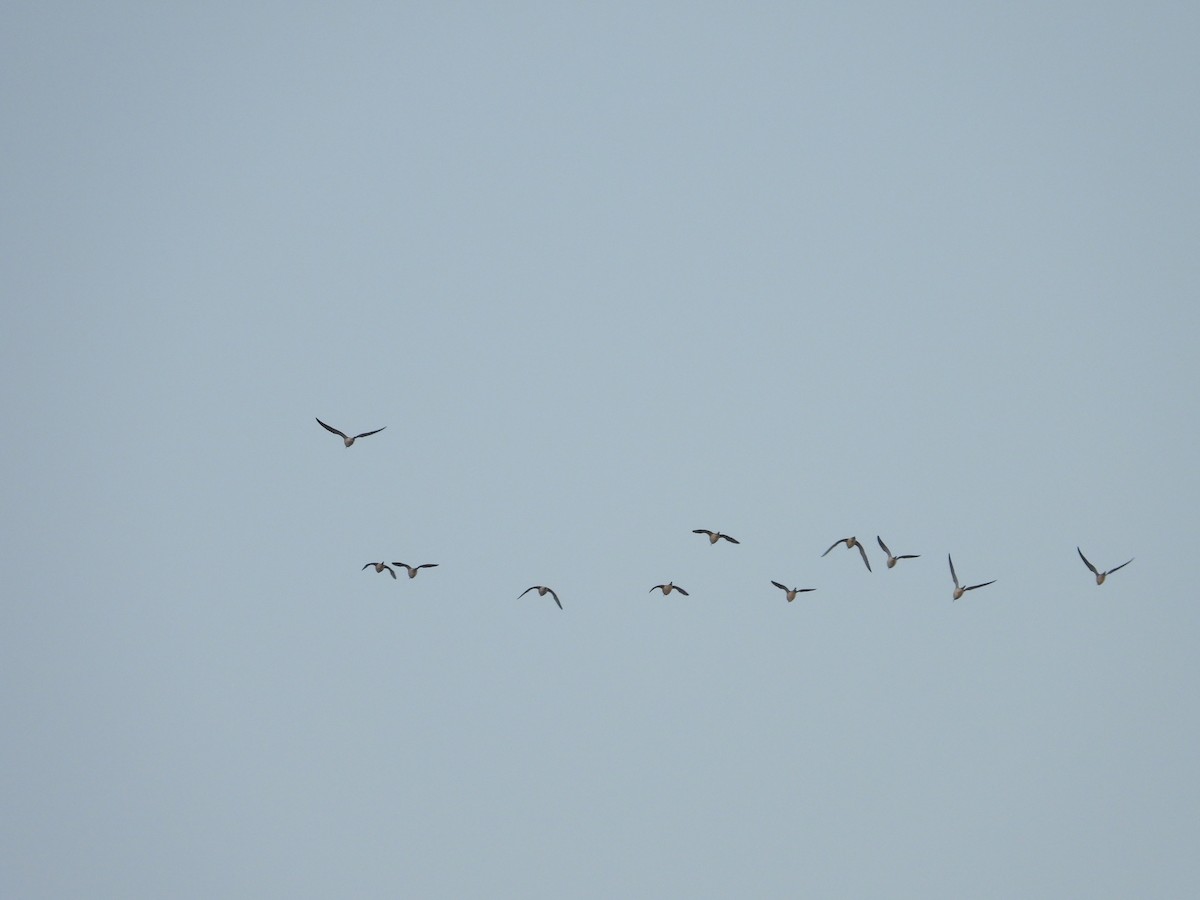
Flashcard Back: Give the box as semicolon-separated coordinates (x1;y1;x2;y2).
3;3;1197;897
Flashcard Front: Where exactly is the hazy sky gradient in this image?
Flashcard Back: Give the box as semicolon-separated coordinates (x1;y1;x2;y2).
3;3;1197;897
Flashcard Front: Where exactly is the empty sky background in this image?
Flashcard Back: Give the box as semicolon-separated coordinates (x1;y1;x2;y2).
3;3;1198;897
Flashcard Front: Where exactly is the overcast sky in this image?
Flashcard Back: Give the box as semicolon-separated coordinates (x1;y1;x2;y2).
3;3;1198;897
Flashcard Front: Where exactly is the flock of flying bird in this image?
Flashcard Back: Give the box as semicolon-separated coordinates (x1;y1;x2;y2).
318;417;1134;609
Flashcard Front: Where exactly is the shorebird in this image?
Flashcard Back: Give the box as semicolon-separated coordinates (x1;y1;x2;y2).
877;536;920;568
518;585;562;609
693;529;740;544
316;418;386;447
391;562;438;579
650;582;689;596
821;536;872;572
948;554;995;600
1077;548;1133;585
362;562;396;579
771;581;816;602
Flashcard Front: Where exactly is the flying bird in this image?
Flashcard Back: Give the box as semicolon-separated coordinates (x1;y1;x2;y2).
771;581;816;602
650;582;690;596
1077;547;1133;585
693;529;740;545
821;536;872;572
362;562;396;579
948;554;995;600
877;536;920;568
518;585;562;609
316;418;386;447
392;562;439;579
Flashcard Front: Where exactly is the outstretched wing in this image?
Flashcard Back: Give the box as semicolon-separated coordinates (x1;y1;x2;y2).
548;588;562;610
317;418;349;439
675;585;690;596
721;534;741;544
771;580;788;591
897;554;920;560
418;563;439;571
518;586;538;598
1106;558;1134;576
385;565;396;579
856;542;872;572
352;426;386;440
692;529;713;537
965;580;995;592
877;535;891;556
948;554;959;587
1077;547;1099;576
362;562;374;570
822;539;846;557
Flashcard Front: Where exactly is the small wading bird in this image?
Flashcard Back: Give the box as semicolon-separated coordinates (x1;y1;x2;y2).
771;581;816;602
363;562;396;580
949;554;995;600
316;418;386;447
392;562;438;579
518;585;562;609
692;529;740;545
822;536;872;572
1077;547;1133;585
651;582;689;596
877;536;920;568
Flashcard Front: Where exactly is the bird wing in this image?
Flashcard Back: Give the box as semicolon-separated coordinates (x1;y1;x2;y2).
822;539;846;557
384;565;396;579
948;554;959;587
692;529;713;537
418;563;439;570
856;542;872;572
362;563;374;570
675;586;690;595
518;586;537;598
877;535;891;556
771;580;788;591
548;589;562;609
317;418;349;439
1077;547;1099;576
965;580;996;591
352;426;386;439
897;554;920;560
1106;558;1134;576
721;534;741;544
650;585;665;593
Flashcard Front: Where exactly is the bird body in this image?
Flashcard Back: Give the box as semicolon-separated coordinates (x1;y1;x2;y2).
1077;547;1133;585
948;554;995;600
693;529;740;545
363;562;396;579
519;585;562;609
651;582;689;596
316;418;386;447
822;536;872;572
771;580;816;602
392;562;438;579
877;536;919;568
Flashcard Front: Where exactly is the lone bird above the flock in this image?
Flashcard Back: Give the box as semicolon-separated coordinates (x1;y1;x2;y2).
693;529;740;545
316;418;386;447
363;562;397;579
1077;547;1133;585
822;536;872;572
948;554;995;600
877;536;920;569
771;581;816;602
651;582;689;596
518;585;562;609
392;563;439;579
